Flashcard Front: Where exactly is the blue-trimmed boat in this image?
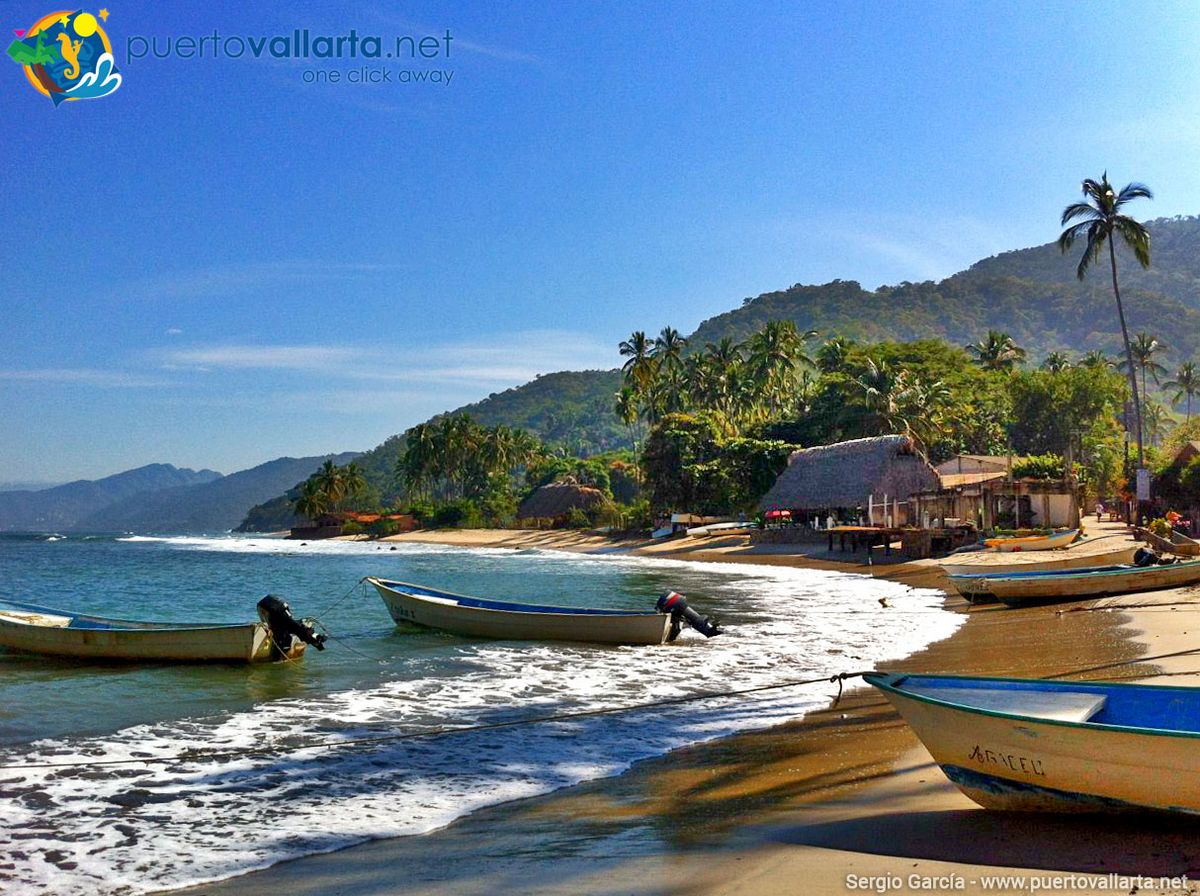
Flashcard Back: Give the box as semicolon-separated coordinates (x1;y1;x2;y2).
0;597;322;663
866;671;1200;814
368;578;693;645
955;555;1200;607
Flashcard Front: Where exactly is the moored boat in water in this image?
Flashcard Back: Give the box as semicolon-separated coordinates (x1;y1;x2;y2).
866;671;1200;814
0;595;326;663
368;578;722;645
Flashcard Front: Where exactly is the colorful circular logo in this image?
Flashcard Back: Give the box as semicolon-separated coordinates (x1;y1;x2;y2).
6;9;121;106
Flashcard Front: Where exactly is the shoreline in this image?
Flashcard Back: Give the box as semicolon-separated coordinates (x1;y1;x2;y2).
168;525;1200;896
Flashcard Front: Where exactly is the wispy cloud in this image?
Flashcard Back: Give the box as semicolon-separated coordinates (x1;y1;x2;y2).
112;260;408;302
0;368;170;388
157;330;616;385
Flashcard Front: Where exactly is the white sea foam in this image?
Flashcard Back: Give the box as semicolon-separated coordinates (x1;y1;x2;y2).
0;539;962;895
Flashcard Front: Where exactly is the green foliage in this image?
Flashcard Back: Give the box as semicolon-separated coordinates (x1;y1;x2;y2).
564;507;591;529
399;415;544;504
1148;517;1175;539
340;520;364;536
1008;365;1127;493
641;411;794;514
400;499;435;523
1011;454;1065;480
431;499;483;529
1180;458;1200;497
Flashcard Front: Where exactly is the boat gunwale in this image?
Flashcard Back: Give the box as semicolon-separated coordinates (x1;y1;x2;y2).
368;578;667;619
0;599;262;632
865;671;1200;741
951;556;1200;583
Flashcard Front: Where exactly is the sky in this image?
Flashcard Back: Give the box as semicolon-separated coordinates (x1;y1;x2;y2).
3;0;1200;483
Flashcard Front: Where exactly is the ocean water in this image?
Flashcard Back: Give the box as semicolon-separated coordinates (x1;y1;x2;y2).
0;533;962;895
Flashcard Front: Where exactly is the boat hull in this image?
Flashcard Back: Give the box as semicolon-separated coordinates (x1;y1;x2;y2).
945;546;1142;603
0;607;302;663
370;578;673;645
866;673;1200;814
983;528;1081;552
982;558;1200;606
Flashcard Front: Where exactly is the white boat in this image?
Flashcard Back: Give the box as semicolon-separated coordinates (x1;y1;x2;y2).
0;597;320;663
369;578;677;645
866;671;1200;814
983;528;1081;552
957;555;1200;607
686;522;755;537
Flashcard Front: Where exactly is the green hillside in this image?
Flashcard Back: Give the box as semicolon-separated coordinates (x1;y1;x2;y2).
240;215;1200;528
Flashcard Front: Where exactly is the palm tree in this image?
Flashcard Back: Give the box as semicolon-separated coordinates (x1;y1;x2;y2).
1079;350;1114;369
965;331;1026;371
1165;361;1200;423
313;459;348;506
292;477;330;522
816;336;854;374
618;331;655;389
745;321;814;415
1117;332;1168;424
1040;351;1072;373
1058;172;1153;468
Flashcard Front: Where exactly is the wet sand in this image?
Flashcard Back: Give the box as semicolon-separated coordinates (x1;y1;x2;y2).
168;525;1200;896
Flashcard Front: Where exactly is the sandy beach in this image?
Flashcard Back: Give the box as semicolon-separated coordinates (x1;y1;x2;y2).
168;524;1200;896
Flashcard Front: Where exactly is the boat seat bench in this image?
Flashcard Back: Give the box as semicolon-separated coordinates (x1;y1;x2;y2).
905;685;1108;723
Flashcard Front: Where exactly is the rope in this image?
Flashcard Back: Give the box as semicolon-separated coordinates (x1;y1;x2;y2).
0;671;870;772
315;577;368;619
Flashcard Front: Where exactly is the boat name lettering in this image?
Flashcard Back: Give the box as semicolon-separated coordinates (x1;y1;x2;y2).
967;744;1045;776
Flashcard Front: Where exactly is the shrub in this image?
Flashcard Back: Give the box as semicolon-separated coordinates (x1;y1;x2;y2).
340;520;364;536
565;507;591;529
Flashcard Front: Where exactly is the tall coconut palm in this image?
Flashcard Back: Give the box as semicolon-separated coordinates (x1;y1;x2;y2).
965;331;1026;372
614;385;641;450
292;477;330;522
1058;173;1153;468
1165;361;1200;423
651;327;688;377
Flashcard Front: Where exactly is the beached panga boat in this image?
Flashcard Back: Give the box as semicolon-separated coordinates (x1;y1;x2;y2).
368;578;722;645
982;527;1081;552
944;544;1141;604
0;595;326;663
866;671;1200;814
961;555;1200;607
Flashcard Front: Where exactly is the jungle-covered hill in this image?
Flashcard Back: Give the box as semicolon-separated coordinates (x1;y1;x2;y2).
240;215;1200;527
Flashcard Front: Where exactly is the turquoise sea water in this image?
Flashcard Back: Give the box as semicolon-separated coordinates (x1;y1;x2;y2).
0;533;962;896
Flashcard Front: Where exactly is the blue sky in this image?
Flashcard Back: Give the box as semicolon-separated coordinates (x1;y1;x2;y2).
3;0;1200;482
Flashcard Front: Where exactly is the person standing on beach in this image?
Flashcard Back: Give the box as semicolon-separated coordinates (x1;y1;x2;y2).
1095;501;1104;522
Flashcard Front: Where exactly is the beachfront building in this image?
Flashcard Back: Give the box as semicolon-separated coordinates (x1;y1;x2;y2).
517;480;611;528
757;435;941;528
910;464;1079;531
289;512;417;540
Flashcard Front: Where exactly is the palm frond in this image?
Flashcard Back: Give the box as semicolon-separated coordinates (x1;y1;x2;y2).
1060;202;1100;226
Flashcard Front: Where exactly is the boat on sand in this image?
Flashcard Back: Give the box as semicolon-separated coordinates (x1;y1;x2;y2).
982;528;1081;552
368;578;722;645
866;671;1200;815
952;554;1200;607
0;595;325;663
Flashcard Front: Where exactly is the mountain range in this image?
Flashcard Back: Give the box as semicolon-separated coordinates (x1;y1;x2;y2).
0;455;358;534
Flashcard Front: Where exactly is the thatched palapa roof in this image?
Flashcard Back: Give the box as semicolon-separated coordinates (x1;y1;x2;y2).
517;481;610;519
758;435;940;512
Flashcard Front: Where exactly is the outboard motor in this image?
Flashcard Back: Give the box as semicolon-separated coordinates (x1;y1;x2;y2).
1132;547;1160;568
657;591;722;642
257;594;327;653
